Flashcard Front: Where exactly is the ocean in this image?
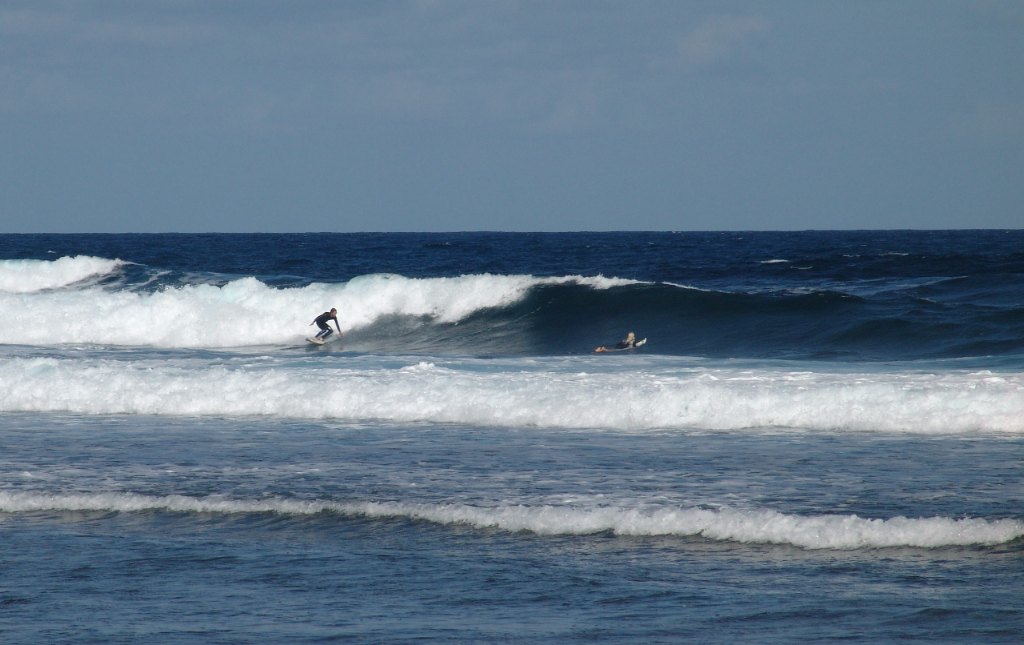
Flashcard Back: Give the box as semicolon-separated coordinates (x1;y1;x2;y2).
0;231;1021;643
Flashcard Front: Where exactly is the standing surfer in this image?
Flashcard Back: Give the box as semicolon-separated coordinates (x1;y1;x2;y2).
311;308;342;341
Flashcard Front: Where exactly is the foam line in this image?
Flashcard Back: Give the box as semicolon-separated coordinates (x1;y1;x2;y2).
0;357;1021;434
1;491;1019;549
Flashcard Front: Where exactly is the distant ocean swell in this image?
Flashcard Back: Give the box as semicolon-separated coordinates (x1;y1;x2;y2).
1;491;1019;550
2;357;1021;434
1;255;1023;360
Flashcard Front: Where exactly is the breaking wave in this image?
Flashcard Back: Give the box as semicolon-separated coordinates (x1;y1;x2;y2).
0;255;125;293
1;491;1019;550
2;254;1022;360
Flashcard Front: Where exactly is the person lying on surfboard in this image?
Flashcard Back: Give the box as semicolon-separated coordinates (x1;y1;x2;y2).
594;331;638;353
311;308;342;341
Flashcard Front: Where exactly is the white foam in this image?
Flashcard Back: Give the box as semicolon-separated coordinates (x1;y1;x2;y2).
0;256;124;293
665;281;712;292
0;357;1021;434
340;273;638;327
0;491;1018;549
0;272;633;347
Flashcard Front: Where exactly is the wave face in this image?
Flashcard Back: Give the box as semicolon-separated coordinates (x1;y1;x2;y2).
1;230;1023;361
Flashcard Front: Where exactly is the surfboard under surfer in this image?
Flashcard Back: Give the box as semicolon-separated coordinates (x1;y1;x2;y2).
311;308;342;341
594;331;637;353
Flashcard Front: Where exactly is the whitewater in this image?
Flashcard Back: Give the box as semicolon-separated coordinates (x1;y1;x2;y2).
0;259;637;347
1;232;1022;643
2;355;1022;434
2;255;1020;434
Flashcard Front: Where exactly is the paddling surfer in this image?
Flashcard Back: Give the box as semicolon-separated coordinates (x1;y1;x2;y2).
594;331;637;353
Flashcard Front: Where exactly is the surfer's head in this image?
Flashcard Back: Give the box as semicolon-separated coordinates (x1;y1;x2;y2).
626;331;635;342
330;308;337;314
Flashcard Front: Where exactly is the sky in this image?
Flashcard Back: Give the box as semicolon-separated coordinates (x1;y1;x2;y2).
2;0;1022;233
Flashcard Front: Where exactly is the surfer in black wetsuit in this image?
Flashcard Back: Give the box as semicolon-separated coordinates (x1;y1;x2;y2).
594;331;637;353
311;308;341;340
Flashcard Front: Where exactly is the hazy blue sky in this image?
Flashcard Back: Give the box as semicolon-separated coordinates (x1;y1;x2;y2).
2;1;1022;232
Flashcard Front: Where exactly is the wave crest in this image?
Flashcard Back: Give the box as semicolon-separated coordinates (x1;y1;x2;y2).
0;256;125;293
1;491;1018;550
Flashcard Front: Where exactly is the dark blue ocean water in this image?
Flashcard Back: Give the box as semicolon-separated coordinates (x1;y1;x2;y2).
3;230;1023;361
0;231;1022;643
